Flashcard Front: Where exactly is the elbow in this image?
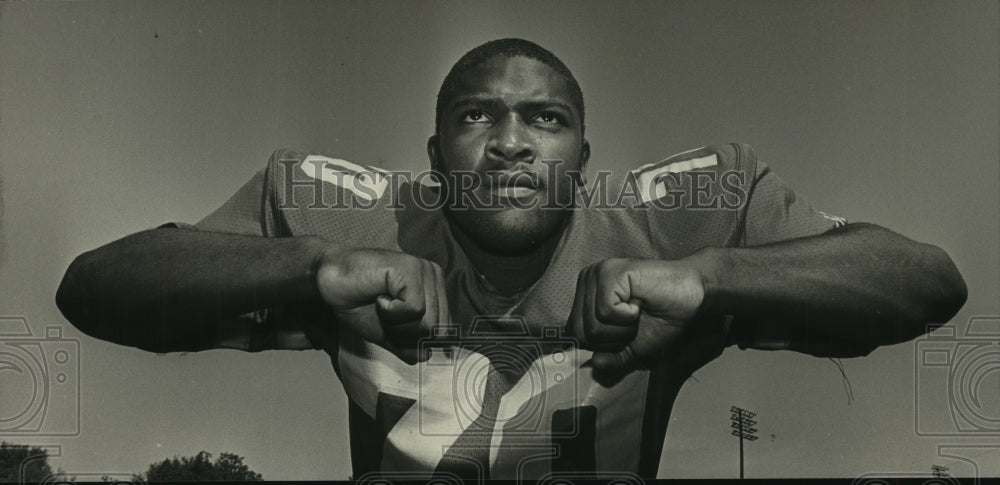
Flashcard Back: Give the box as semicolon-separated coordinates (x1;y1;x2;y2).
857;223;968;322
897;245;967;341
55;252;100;339
922;245;968;324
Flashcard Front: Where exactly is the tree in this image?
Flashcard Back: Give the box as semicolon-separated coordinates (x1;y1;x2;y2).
143;451;262;481
0;442;69;483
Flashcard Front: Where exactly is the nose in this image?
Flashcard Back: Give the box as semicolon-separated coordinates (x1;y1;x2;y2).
486;115;535;165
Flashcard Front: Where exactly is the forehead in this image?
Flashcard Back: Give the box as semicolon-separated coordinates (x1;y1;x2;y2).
448;55;576;111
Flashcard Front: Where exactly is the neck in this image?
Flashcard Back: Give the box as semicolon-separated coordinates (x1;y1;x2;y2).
448;220;566;296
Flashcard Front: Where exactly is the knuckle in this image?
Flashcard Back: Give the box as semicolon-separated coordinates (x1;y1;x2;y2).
595;260;626;286
598;257;623;272
384;302;424;325
594;299;615;322
409;296;427;315
397;251;418;268
583;321;606;343
418;318;437;335
589;322;634;347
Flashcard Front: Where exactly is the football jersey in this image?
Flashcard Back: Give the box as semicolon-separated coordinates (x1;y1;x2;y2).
181;143;844;480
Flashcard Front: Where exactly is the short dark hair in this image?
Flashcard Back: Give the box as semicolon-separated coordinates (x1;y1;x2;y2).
435;38;585;135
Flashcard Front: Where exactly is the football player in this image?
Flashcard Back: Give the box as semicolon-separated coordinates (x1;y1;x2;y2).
56;39;966;479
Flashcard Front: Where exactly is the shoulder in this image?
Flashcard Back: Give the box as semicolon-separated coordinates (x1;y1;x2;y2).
572;144;758;256
623;143;758;206
263;148;397;205
631;143;756;178
266;147;393;183
257;149;447;252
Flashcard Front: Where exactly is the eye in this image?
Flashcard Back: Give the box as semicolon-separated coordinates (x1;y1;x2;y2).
461;110;492;124
533;111;562;125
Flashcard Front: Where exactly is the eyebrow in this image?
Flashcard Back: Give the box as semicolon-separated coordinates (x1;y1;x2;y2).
448;96;575;117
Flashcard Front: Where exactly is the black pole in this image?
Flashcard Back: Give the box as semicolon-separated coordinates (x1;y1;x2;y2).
738;411;744;479
731;406;756;479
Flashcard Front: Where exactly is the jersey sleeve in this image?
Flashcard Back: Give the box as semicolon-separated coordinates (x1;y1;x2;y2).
741;160;847;247
634;144;854;355
622;142;846;253
162;150;324;352
192;167;270;235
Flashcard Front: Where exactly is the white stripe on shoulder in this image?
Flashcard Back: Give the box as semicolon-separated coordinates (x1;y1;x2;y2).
632;151;719;203
299;155;390;201
633;146;711;171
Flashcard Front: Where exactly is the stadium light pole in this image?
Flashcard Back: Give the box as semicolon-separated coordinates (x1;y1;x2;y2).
730;406;758;479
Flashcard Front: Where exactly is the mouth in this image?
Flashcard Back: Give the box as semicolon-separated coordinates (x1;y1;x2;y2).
491;186;538;198
488;171;539;198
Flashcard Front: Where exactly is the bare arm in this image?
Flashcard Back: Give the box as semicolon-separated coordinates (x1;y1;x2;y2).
56;227;448;361
698;222;968;356
55;228;327;353
570;222;967;370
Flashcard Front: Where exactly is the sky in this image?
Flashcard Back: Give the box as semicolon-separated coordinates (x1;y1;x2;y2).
1;0;998;480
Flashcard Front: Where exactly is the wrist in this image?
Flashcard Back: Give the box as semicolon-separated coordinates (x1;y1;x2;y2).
684;247;743;348
686;246;730;317
305;237;345;302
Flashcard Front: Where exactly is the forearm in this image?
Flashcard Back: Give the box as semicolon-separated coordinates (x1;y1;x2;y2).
56;228;328;352
696;223;967;355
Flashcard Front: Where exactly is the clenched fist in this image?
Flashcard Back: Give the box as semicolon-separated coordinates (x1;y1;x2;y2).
315;247;449;363
568;257;726;373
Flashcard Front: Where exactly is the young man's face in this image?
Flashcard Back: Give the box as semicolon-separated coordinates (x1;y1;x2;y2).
428;55;590;255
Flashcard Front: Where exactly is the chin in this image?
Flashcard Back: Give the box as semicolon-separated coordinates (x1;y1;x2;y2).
449;207;569;256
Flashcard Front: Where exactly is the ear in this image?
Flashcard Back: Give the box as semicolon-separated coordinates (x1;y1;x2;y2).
427;134;441;171
578;138;591;184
